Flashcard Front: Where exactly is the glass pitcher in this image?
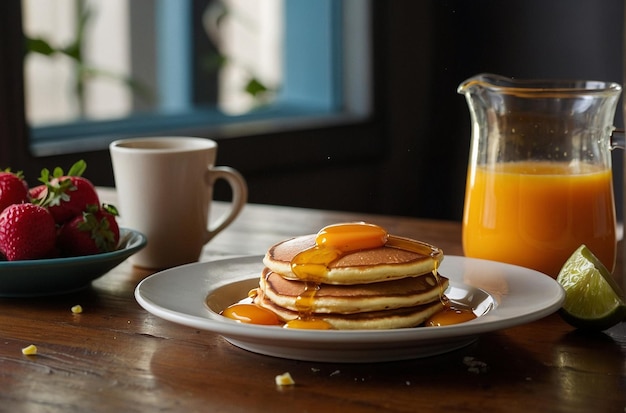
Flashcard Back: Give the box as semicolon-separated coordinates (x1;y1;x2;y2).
458;73;622;277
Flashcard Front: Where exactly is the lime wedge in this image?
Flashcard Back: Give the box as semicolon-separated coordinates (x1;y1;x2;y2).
556;245;626;330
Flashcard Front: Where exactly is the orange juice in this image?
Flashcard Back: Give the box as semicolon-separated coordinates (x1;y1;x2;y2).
462;161;616;277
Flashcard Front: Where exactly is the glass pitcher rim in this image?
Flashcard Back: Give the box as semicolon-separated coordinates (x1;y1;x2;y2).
458;73;622;96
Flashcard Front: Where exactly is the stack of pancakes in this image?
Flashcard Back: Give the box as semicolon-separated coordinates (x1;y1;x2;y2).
253;233;449;329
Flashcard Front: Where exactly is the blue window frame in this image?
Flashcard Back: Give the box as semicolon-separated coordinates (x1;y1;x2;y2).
27;0;372;157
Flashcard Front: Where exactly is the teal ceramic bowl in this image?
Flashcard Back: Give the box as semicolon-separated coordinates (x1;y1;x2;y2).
0;228;146;297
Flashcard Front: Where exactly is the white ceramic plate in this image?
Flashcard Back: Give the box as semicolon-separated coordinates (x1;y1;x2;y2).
135;255;565;363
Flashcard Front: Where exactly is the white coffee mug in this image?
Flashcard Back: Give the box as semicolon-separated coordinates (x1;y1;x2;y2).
109;137;247;269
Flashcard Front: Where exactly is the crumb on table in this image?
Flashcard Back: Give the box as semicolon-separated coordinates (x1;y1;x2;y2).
21;344;37;356
275;372;295;386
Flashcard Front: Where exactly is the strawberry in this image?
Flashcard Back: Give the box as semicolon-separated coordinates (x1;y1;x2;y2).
0;203;57;261
0;170;29;213
58;204;120;257
34;160;100;224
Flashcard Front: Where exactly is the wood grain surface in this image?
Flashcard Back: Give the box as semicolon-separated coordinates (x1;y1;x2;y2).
0;189;623;412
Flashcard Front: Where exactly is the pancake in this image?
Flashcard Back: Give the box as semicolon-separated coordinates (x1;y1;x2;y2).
259;268;449;314
263;234;443;284
254;288;446;330
246;223;452;330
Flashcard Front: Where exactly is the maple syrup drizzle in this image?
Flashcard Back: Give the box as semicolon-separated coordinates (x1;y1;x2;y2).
284;223;388;329
222;222;473;329
422;259;477;327
384;236;441;258
294;282;320;313
291;222;388;282
387;235;449;309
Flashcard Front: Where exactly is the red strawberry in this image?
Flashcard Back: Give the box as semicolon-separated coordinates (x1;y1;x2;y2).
35;160;100;224
0;203;57;261
58;204;120;257
0;171;29;213
46;176;100;223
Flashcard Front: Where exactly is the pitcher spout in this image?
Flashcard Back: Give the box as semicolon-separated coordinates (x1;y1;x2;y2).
457;73;514;95
458;73;622;96
458;72;622;166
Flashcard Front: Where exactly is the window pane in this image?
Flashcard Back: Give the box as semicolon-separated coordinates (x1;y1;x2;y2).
22;0;285;127
23;0;133;124
217;0;283;114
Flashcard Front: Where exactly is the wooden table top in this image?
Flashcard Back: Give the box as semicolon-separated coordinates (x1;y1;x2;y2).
1;189;624;412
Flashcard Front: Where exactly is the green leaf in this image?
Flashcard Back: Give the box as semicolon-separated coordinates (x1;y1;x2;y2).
25;37;56;56
38;168;51;184
62;43;81;61
67;160;87;177
52;166;64;179
245;78;268;97
102;203;119;216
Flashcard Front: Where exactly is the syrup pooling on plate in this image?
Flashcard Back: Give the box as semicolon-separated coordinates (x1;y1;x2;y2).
424;297;477;327
221;303;281;325
221;288;281;325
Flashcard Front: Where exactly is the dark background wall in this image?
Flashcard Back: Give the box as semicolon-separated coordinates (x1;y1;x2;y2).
234;0;624;221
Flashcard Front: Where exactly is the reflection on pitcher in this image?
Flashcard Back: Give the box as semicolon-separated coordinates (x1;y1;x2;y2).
458;74;622;278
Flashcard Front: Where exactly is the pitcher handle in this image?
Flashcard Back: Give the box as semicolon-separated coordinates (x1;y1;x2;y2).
611;128;625;150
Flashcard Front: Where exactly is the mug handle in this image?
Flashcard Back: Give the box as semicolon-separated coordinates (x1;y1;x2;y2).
204;166;248;243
